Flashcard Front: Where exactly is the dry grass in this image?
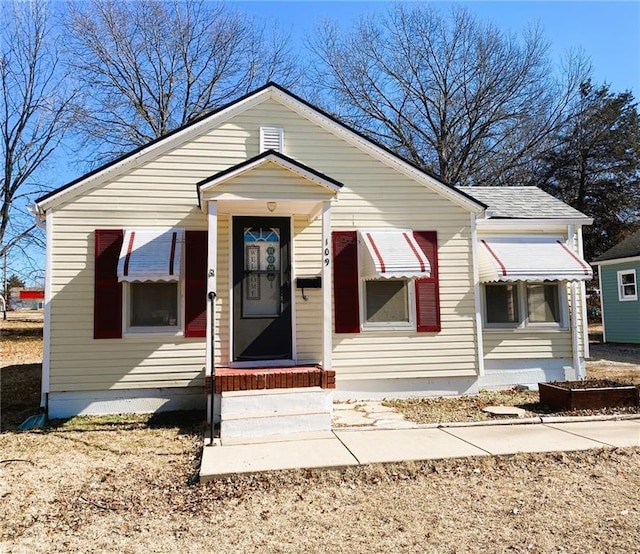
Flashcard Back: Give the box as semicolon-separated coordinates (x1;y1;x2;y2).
2;318;640;552
0;317;43;367
385;389;542;423
1;426;639;553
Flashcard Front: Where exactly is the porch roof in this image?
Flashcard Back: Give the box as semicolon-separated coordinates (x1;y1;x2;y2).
197;150;343;212
478;236;593;282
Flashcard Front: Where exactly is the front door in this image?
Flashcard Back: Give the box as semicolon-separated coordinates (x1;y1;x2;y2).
232;216;292;361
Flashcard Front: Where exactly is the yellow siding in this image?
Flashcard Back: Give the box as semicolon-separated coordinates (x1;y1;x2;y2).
48;95;481;393
293;216;323;363
213;215;230;365
207;162;335;201
483;332;573;360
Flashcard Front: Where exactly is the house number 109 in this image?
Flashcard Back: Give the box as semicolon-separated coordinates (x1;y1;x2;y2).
324;238;330;266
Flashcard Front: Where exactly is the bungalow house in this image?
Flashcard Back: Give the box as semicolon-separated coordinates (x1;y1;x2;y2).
33;83;593;438
592;229;640;344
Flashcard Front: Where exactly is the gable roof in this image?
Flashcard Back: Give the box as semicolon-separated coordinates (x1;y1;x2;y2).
459;186;590;220
593;229;640;263
35;82;486;214
196;149;343;207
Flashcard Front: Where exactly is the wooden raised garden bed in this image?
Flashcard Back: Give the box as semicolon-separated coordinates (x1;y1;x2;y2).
539;380;639;411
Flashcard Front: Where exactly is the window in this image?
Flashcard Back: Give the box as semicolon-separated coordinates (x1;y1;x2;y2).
483;282;564;328
364;279;411;326
485;284;519;324
128;282;179;329
94;229;206;340
617;270;637;301
332;230;441;334
527;283;560;323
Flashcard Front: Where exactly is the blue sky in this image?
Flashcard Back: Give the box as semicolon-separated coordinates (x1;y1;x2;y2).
11;1;640;284
236;0;640;95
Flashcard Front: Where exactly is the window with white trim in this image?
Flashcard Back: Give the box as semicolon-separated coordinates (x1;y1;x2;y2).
483;282;565;328
129;282;179;327
362;278;413;328
332;230;440;334
617;270;637;301
117;228;184;335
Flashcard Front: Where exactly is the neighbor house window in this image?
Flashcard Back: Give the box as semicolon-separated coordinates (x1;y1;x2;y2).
364;279;411;325
483;282;564;328
617;270;637;301
129;282;179;328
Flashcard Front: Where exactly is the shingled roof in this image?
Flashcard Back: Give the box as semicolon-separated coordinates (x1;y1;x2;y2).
458;186;590;220
593;229;640;263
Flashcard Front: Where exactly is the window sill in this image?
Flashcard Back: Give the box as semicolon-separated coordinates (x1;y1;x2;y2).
483;326;568;333
361;323;415;332
123;327;184;339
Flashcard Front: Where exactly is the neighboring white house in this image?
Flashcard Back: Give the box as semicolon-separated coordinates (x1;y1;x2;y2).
34;83;592;438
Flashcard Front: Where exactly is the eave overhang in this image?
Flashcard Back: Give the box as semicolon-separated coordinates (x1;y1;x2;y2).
591;255;640;266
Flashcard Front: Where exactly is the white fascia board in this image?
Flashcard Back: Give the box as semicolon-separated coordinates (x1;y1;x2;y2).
476;218;592;232
592;255;640;266
272;90;485;215
200;154;341;195
36;90;273;211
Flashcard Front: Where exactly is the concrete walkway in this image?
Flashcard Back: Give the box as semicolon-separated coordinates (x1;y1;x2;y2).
199;415;640;481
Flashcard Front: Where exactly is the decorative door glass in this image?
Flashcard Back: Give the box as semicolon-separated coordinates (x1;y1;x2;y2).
243;227;281;316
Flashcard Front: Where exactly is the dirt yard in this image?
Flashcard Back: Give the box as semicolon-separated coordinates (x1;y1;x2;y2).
1;317;639;553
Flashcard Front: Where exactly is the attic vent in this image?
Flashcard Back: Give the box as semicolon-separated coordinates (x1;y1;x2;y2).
260;126;283;153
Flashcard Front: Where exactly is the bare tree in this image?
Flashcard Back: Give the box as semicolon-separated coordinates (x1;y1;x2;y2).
1;1;76;262
308;4;589;187
64;0;300;158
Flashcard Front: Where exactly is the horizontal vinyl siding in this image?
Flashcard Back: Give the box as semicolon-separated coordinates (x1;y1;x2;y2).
49;185;209;392
48;96;480;392
330;189;477;380
601;263;640;343
213;99;479;377
213;215;230;365
293;216;323;363
483;332;573;360
207;162;335;201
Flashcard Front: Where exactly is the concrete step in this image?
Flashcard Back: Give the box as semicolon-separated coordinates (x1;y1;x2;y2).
220;410;332;439
220;387;332;416
219;387;333;439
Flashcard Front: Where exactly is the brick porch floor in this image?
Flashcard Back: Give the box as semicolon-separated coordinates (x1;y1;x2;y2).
209;366;336;393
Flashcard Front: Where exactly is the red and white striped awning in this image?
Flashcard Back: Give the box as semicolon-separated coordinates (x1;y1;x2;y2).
478;236;592;282
117;228;183;282
358;230;431;280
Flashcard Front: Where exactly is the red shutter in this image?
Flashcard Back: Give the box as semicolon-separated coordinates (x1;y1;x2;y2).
94;229;123;339
184;230;207;338
413;231;441;332
332;231;360;333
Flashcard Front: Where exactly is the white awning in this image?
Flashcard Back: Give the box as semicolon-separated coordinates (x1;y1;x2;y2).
359;230;431;280
117;228;183;282
478;236;592;282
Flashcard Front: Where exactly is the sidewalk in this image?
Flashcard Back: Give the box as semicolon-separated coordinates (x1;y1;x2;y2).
199;410;640;481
